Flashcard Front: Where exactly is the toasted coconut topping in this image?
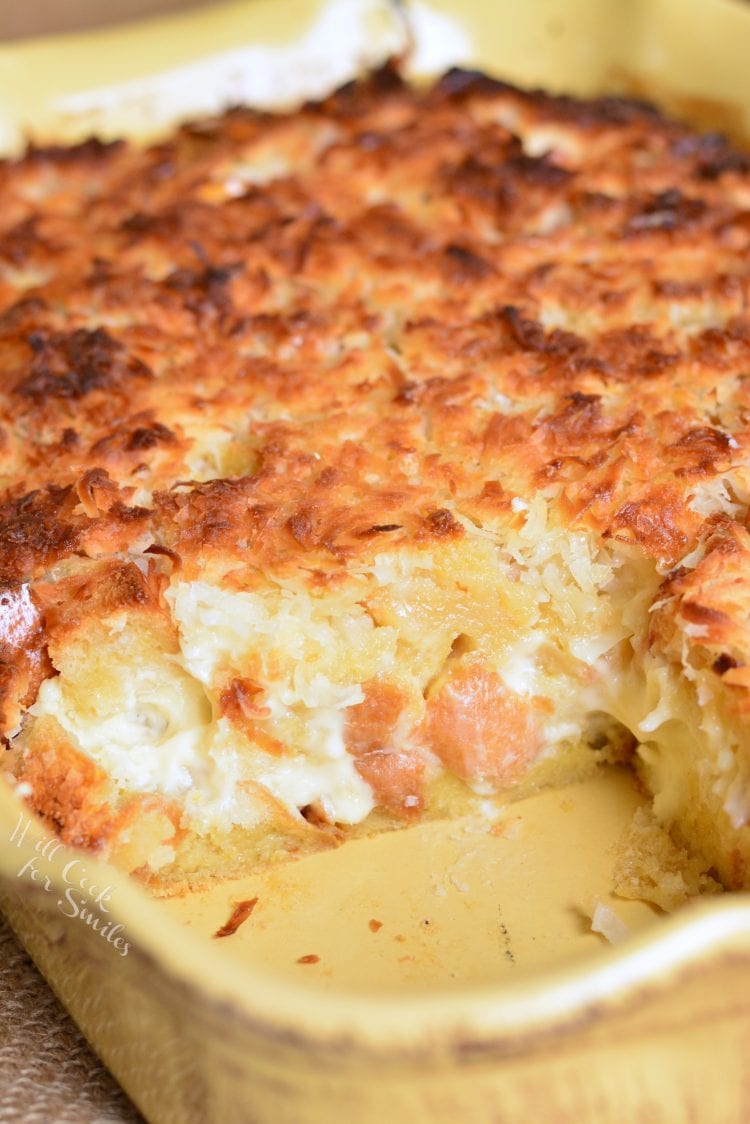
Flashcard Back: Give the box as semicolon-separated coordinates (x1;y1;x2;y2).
4;66;750;892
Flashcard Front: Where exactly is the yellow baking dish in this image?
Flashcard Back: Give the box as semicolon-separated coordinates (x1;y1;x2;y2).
1;2;750;1120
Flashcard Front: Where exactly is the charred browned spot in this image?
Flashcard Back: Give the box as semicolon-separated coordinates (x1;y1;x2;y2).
103;562;157;610
326;59;407;110
0;486;85;583
356;523;402;538
59;428;80;451
697;148;750;180
126;423;177;452
423;508;463;537
163;262;241;321
296;954;320;964
713;653;740;675
674;426;731;452
21;136;124;167
609;494;689;562
119;198;213;243
393;381;420;406
213;897;259;938
653;278;707;299
672;426;734;479
0;297;49;334
89;418;177;460
154;477;251;554
593;330;680;381
499;306;584;356
106;502;151;525
538;91;662;128
287;509;317;548
540;392;604;445
120;211;163;236
286;213;341;275
143;543;182;570
434;66;657;128
642;348;680;378
315;467;340;488
442;150;571;218
442;243;493;283
352;203;423;258
502;152;572;188
624;189;707;236
689;320;750;367
433;67;514;101
0;217;49;267
14;327;152;403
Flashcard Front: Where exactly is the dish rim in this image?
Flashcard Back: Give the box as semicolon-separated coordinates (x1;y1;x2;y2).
2;784;750;1052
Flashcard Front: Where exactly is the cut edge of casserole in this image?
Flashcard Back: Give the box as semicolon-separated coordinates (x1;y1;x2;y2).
1;65;750;903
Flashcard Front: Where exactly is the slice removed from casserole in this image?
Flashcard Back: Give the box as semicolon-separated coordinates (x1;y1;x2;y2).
2;66;750;896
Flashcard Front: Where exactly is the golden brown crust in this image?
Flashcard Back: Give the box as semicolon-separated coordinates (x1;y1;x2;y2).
0;582;51;733
650;519;750;711
14;721;114;849
5;66;750;877
2;68;750;571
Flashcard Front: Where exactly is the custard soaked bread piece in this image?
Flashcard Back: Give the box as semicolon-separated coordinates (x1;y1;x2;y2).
4;66;750;892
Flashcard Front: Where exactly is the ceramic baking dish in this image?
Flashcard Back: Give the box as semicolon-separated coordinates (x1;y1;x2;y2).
2;2;750;1120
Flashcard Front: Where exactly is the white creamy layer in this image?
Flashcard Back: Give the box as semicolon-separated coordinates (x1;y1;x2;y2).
24;519;739;841
31;668;375;830
30;663;210;796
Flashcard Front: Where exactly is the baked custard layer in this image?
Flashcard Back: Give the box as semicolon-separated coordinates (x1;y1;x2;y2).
2;67;750;896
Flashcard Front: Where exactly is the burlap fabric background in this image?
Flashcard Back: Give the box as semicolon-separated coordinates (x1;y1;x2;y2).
0;913;143;1123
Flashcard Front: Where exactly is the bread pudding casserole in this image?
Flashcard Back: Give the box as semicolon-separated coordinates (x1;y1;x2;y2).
2;66;750;899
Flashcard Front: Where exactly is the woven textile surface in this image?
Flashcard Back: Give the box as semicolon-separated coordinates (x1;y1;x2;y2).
0;913;143;1123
